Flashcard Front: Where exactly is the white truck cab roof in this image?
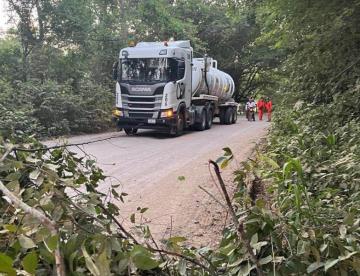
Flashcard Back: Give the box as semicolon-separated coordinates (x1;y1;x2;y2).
119;40;192;59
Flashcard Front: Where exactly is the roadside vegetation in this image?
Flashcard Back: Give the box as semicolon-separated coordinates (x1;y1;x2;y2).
0;0;360;275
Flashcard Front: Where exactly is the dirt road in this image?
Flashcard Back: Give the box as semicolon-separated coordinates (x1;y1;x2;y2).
50;117;269;247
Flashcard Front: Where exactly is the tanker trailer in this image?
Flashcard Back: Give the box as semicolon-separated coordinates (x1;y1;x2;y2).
111;40;238;136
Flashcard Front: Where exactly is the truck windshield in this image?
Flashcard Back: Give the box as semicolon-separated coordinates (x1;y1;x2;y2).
121;58;175;84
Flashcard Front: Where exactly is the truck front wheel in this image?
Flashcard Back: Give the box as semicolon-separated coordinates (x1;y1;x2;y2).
205;108;213;129
170;112;185;137
124;128;138;135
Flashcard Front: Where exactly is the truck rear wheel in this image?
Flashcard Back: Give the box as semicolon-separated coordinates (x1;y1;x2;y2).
195;110;206;131
225;107;233;125
231;108;238;124
205;108;213;129
219;109;226;124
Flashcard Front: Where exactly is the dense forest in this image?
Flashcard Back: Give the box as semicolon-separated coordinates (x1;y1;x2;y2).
0;0;360;275
0;0;271;138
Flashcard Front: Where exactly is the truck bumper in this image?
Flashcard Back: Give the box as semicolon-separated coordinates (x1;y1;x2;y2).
112;116;176;130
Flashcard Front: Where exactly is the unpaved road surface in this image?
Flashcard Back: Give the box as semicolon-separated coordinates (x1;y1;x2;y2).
50;117;269;247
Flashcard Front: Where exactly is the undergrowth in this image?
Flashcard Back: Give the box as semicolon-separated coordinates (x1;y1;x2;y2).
215;100;360;275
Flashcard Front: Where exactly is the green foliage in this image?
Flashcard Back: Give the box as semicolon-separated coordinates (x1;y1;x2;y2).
0;138;214;275
0;37;22;81
0;79;113;138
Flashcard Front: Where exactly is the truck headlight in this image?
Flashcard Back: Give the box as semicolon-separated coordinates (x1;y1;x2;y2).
160;109;174;118
112;109;123;117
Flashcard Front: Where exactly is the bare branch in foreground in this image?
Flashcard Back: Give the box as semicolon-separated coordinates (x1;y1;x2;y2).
198;185;227;210
10;135;126;153
208;160;264;276
208;160;238;228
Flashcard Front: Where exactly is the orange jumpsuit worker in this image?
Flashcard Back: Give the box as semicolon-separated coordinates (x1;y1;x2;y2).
265;98;273;122
257;97;265;121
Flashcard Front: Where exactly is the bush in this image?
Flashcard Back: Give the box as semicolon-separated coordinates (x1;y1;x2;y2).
0;79;114;139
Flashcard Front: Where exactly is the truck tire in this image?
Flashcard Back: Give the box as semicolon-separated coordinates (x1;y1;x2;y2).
170;112;185;137
219;109;226;124
124;128;138;135
195;110;206;131
231;108;238;124
205;108;213;129
224;107;233;125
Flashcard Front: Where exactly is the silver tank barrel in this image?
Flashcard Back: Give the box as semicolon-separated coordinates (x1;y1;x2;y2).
191;58;235;102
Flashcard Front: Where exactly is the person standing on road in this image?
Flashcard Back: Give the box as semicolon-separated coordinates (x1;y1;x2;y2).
245;97;250;120
245;97;256;121
257;97;265;121
265;97;273;122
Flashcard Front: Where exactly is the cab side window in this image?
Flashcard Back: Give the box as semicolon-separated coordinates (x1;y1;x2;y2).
177;59;185;80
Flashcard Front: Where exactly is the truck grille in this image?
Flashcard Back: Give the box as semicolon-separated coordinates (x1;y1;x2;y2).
121;85;164;119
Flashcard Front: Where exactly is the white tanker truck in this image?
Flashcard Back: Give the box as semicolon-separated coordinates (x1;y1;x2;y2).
112;40;238;136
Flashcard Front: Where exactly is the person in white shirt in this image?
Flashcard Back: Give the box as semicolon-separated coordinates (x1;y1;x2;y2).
245;97;256;121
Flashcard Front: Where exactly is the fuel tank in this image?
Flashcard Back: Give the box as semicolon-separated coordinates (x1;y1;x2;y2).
191;58;235;102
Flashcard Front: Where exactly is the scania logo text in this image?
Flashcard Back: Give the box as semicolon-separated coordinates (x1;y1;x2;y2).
131;87;151;92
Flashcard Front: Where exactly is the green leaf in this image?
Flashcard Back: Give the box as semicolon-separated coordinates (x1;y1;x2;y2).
339;225;347;238
44;235;58;252
237;262;255;276
19;235;36;249
95;250;111;276
250;233;258;246
178;259;187;275
81;244;100;276
29;169;41;180
6;180;20;194
260;155;280;169
118;257;129;273
307;262;324;273
130;245;159;270
324;259;339;272
168;236;187;244
0;253;16;276
219;242;236;256
140;208;148;214
3;224;17;233
297;240;310;255
178;176;186;181
339;251;358;261
22;251;38;275
220;158;230;169
259;255;272;265
255;199;266;209
130;213;135;223
320;243;328;253
222;147;233;156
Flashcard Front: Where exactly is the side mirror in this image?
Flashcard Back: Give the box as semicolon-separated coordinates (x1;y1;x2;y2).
112;61;119;81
